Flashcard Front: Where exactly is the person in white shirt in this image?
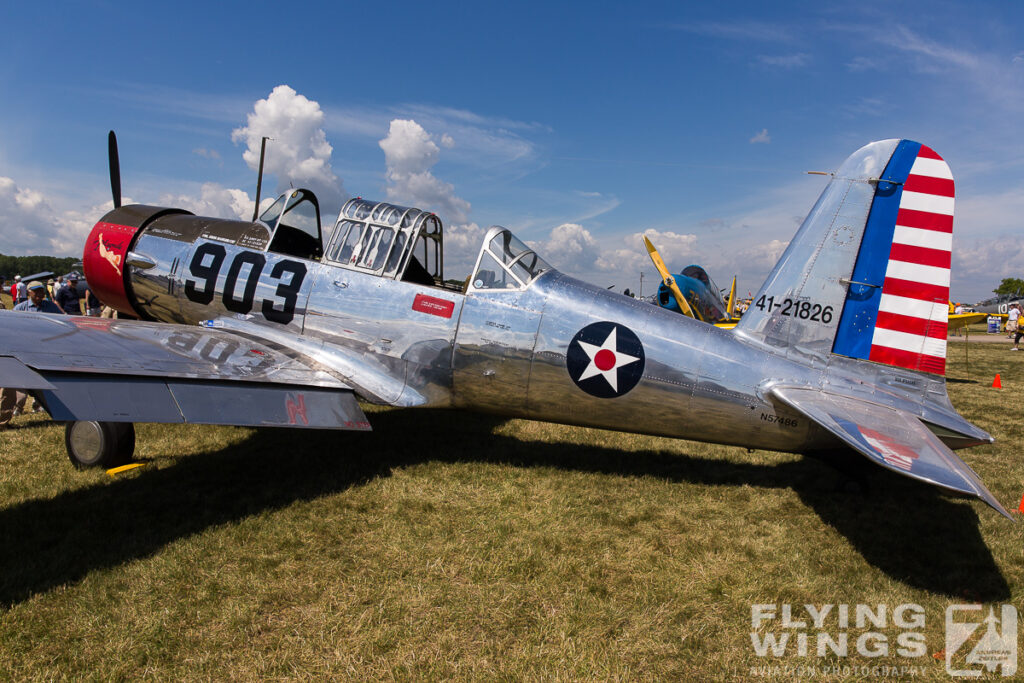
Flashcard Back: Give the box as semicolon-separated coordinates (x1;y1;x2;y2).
1009;303;1022;349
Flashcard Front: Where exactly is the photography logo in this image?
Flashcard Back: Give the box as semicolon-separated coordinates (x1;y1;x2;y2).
946;604;1017;677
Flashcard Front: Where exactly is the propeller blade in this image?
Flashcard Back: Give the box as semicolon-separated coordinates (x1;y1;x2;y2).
108;130;121;209
642;236;701;320
726;276;737;319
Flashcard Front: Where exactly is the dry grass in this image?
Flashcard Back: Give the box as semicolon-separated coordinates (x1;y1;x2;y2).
0;334;1021;681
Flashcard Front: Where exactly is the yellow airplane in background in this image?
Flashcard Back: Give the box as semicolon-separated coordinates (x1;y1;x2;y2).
947;302;990;332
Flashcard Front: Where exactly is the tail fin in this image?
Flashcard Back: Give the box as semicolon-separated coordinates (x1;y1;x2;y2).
736;139;952;375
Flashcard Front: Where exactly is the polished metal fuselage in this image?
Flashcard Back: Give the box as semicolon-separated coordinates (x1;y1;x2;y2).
452;271;972;452
124;227;973;455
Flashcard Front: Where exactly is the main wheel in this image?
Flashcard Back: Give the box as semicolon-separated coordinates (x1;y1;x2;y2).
65;421;136;469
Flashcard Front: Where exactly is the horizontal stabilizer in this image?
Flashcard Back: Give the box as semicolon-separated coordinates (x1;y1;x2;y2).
769;385;1012;519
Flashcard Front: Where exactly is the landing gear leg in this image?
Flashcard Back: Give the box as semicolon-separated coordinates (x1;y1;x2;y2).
64;421;136;469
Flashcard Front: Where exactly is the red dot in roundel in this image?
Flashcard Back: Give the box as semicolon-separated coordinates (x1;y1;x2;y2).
594;349;617;371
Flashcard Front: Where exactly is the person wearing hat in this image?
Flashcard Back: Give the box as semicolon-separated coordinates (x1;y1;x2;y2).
14;281;64;313
1;281;63;427
9;276;19;302
54;274;82;315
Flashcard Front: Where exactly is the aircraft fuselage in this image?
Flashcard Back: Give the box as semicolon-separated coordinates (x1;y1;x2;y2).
111;222;974;457
3;137;1004;516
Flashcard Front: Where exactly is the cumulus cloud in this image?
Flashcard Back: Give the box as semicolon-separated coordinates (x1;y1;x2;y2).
374;118;488;278
721;238;788;275
0;177;107;256
599;228;700;277
534;223;602;271
443;222;487;279
750;129;771;144
232;85;346;215
321;103;541;173
953;236;1024;287
158;183;255;221
379;119;472;225
946;185;1024;300
528;224;700;285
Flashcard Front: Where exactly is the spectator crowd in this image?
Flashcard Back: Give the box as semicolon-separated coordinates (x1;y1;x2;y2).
0;273;101;429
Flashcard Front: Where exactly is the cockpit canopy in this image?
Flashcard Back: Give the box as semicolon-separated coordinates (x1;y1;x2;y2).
468;226;551;292
323;198;443;286
257;189;323;261
256;190;551;293
681;265;717;293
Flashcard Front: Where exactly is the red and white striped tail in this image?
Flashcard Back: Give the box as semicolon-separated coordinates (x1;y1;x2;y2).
868;145;953;375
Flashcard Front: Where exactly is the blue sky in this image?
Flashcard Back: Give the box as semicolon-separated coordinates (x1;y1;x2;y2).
1;1;1022;302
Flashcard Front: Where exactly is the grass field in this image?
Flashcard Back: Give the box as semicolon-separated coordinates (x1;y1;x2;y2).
1;333;1022;680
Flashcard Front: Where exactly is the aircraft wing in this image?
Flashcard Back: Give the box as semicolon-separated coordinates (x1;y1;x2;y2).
0;311;377;430
947;312;988;331
768;385;1012;519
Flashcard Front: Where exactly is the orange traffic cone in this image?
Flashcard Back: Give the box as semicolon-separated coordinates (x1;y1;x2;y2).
993;374;1002;388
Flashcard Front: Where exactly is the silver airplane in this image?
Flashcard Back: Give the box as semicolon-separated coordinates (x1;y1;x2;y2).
0;138;1011;518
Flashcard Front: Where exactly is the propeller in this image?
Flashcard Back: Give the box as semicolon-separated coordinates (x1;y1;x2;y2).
642;236;702;321
726;276;737;320
108;130;121;209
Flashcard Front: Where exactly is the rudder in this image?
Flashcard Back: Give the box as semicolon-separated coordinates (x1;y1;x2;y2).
832;141;953;375
736;139;954;376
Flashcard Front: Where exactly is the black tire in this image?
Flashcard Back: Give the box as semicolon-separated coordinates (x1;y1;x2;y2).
64;421;136;469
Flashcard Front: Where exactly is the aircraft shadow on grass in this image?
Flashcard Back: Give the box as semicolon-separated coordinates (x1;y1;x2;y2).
0;409;1008;607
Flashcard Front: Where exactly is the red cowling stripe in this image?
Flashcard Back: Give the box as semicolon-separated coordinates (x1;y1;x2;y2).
917;145;943;160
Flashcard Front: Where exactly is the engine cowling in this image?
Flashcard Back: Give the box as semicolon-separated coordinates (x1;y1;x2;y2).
82;205;192;317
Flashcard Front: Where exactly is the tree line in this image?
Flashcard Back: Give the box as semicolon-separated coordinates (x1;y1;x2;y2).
0;254;79;283
993;278;1024;299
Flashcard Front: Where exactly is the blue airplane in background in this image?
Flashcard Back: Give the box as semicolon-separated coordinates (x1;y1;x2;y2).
643;237;738;326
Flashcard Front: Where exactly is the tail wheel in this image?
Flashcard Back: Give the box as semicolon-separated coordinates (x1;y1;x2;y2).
65;421;136;469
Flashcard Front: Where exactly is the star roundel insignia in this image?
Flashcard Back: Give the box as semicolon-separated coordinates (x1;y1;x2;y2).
566;321;645;398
